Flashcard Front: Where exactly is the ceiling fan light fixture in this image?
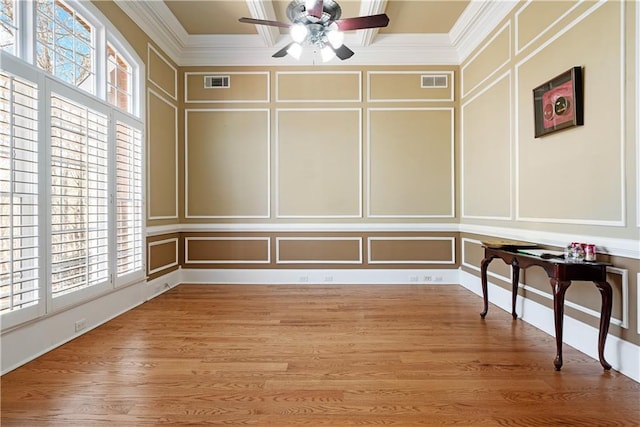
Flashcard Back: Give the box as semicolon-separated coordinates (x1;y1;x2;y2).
320;45;335;62
290;24;308;43
327;23;344;48
287;42;303;59
238;0;389;62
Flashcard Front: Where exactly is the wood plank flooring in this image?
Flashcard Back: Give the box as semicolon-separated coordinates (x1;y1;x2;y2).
2;284;639;426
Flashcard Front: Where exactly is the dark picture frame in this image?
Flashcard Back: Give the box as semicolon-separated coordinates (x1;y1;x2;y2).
533;66;583;138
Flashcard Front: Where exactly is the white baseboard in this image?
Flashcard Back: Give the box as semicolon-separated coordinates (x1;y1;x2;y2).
180;268;459;285
0;269;181;375
459;269;640;383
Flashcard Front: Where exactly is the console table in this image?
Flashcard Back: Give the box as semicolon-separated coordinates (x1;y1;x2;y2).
480;246;613;371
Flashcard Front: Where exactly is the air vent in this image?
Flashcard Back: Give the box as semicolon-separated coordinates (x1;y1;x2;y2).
421;74;448;88
204;75;230;88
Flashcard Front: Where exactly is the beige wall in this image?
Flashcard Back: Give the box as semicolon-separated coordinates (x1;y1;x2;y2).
178;66;457;224
460;0;639;346
461;0;636;235
95;0;638;347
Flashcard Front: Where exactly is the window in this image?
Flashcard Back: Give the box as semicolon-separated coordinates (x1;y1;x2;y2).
115;120;143;279
0;70;39;315
0;0;143;328
107;44;132;113
36;0;95;93
0;0;17;54
50;93;109;298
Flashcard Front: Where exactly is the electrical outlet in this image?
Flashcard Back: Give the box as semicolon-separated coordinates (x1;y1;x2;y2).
409;276;419;282
435;276;443;282
423;275;432;282
74;318;86;332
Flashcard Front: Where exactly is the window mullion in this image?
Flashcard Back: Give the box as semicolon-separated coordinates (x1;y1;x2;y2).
41;75;52;316
8;75;16;309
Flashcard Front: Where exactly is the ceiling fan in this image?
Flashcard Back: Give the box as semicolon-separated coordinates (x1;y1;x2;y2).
239;0;389;62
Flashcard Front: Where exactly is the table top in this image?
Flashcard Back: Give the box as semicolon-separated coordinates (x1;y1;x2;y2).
482;244;612;267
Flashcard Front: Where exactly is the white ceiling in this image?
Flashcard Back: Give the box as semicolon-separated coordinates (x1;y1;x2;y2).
113;0;518;66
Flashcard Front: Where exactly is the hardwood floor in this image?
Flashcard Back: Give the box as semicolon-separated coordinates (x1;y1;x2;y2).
2;284;639;426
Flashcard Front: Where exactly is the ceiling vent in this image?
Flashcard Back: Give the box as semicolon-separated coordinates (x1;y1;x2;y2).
421;74;448;88
204;75;230;88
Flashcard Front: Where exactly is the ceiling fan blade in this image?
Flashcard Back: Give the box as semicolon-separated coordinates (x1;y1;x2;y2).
272;42;294;58
334;14;389;31
239;17;290;28
332;44;354;60
307;0;324;19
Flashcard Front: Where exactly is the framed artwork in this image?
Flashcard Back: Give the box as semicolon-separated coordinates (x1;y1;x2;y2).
533;66;583;138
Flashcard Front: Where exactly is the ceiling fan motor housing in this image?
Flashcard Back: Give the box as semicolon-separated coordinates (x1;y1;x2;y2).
286;0;342;24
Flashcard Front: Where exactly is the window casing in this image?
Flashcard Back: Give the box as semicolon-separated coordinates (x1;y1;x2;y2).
0;0;144;329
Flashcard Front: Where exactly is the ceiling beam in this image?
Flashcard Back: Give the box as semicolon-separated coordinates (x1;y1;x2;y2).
355;0;387;47
245;0;280;47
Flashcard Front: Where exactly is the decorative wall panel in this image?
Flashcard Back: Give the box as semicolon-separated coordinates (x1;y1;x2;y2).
368;108;454;217
185;109;270;218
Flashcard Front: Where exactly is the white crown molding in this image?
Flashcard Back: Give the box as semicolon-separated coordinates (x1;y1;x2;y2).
113;0;187;64
115;0;518;66
179;33;458;66
450;0;519;63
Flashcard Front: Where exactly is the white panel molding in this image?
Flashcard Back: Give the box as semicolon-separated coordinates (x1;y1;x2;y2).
275;108;362;219
184;237;271;264
147;43;177;101
144;223;640;260
148;238;179;275
638;273;640;335
184;71;270;104
184;108;271;219
367;107;455;219
275;237;363;264
275;71;362;103
366;71;455;102
368;236;456;265
460;70;513;221
514;0;585;56
514;0;625;227
147;88;178;220
461;22;511;99
459;269;640;382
